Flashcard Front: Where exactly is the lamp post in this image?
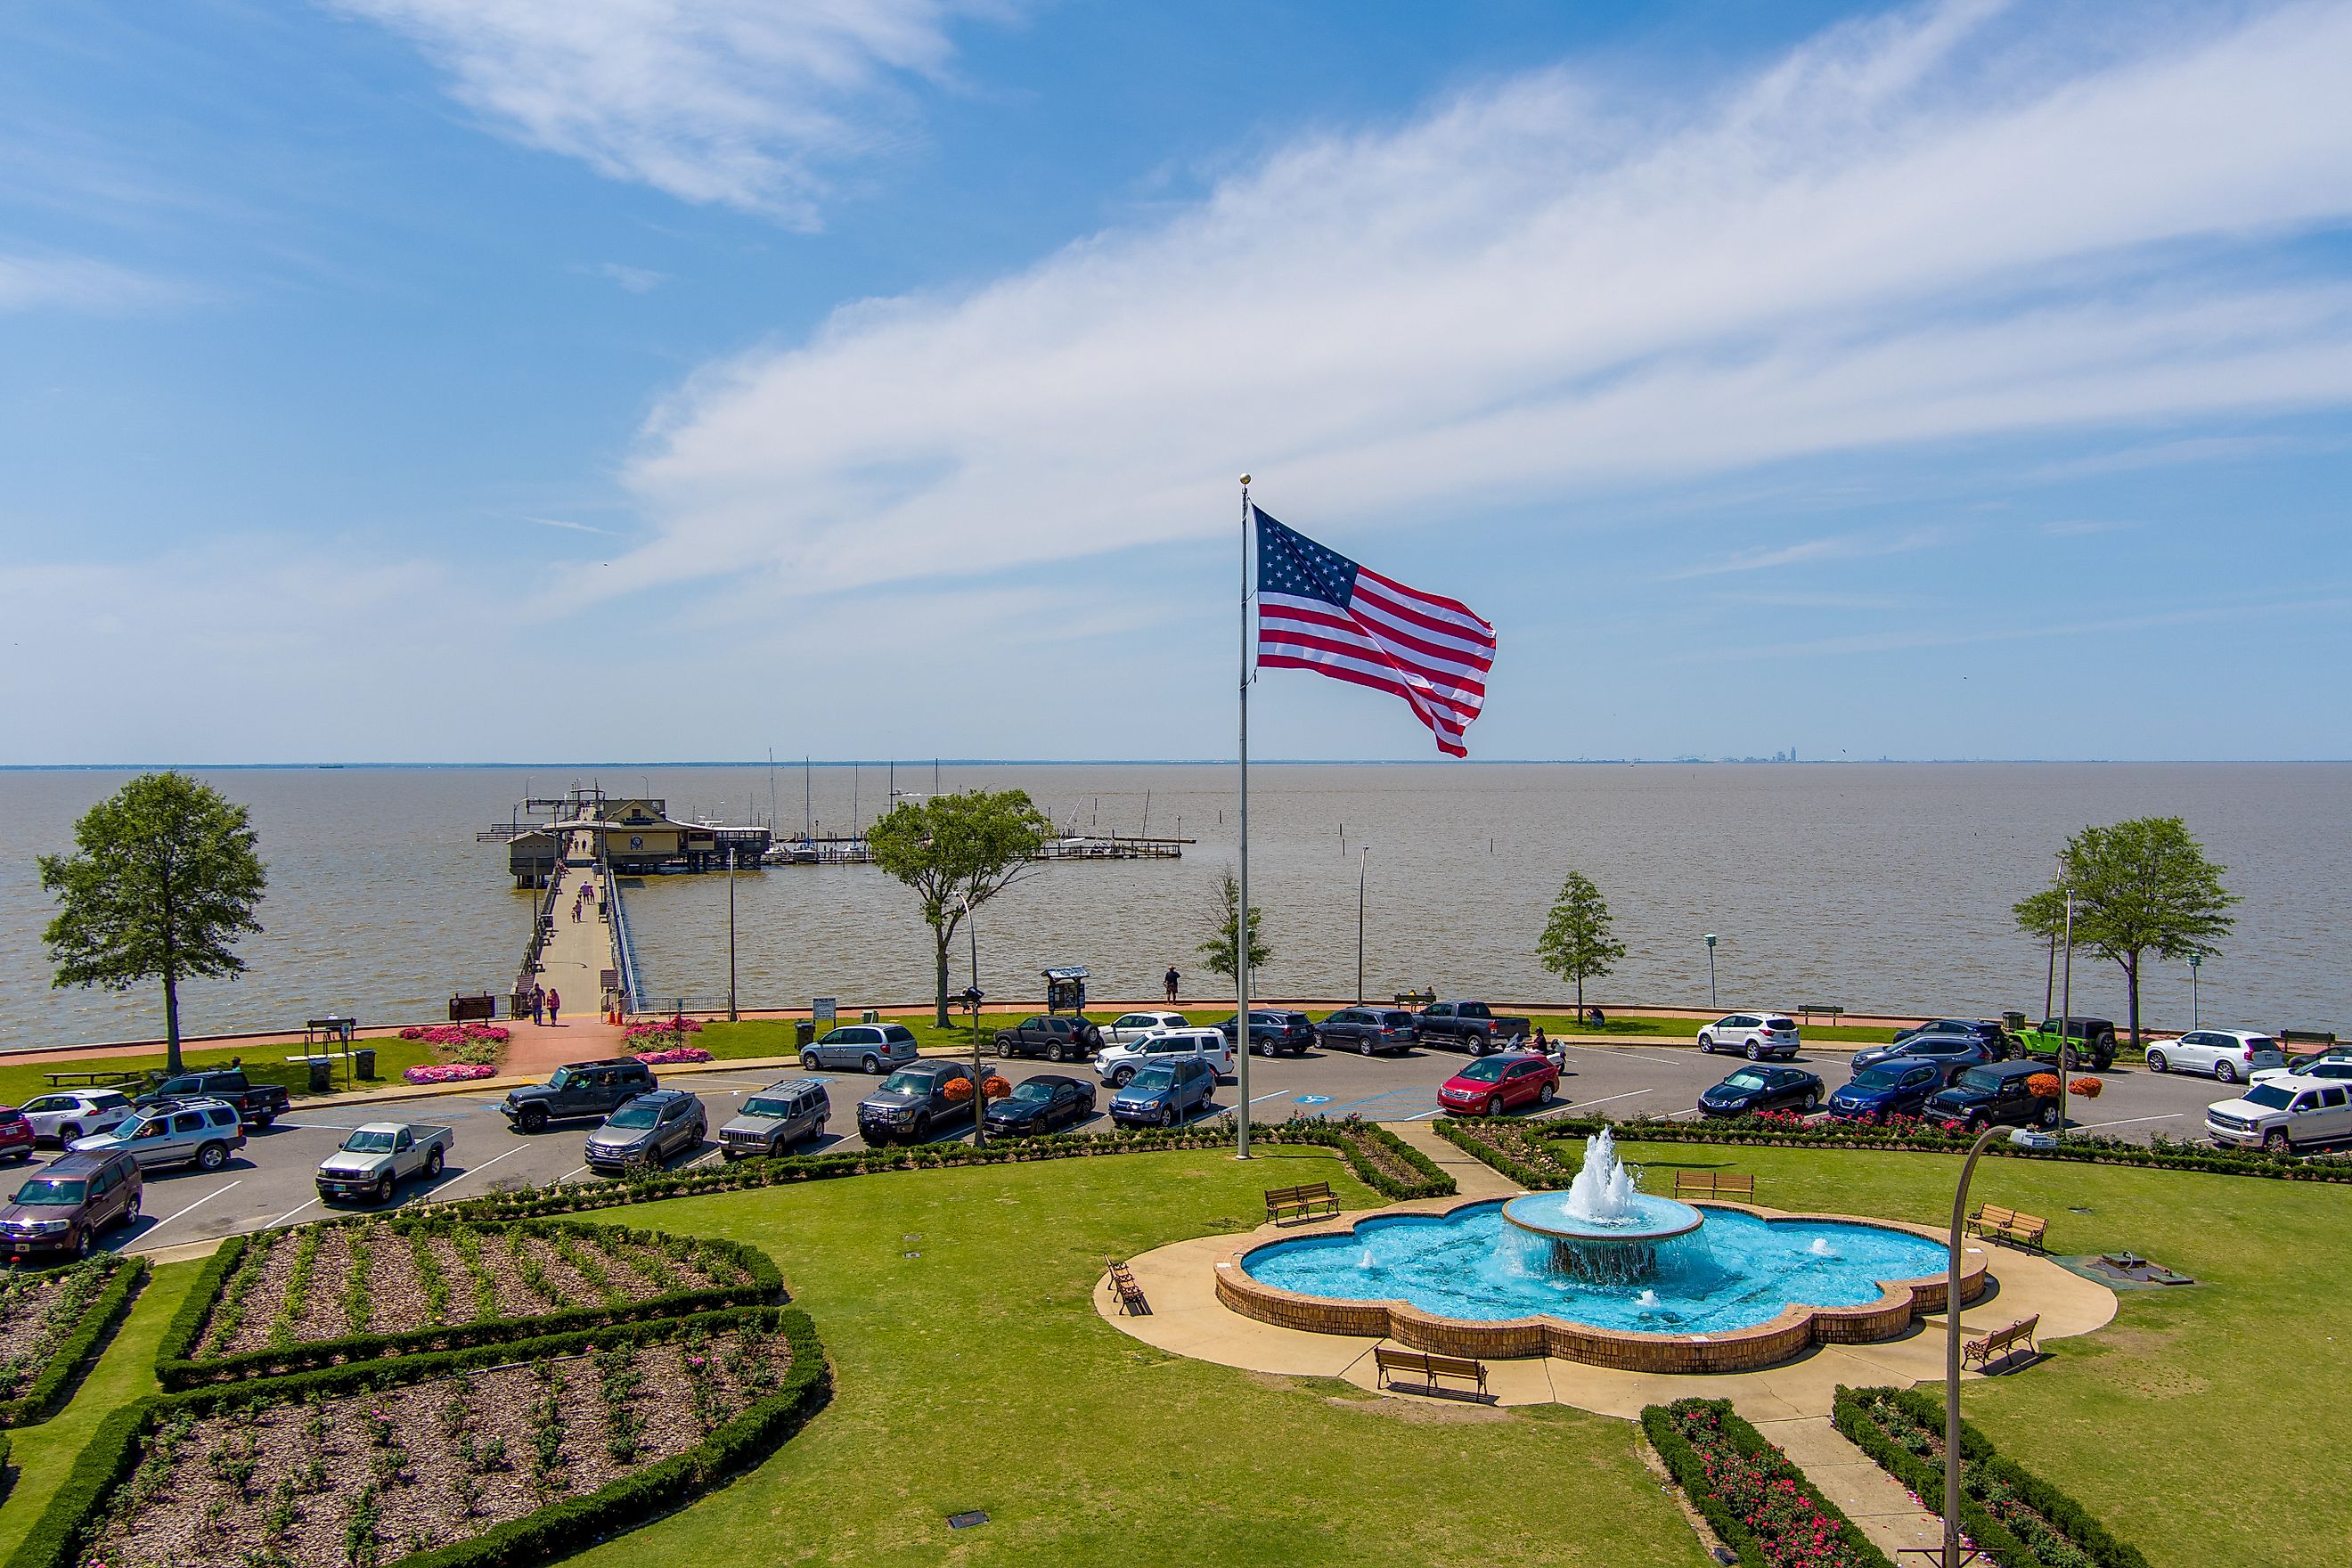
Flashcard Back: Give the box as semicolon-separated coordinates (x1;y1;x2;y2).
2057;888;2074;1140
1703;934;1719;1009
2189;951;2201;1029
960;984;987;1148
1355;845;1370;1005
725;845;739;1022
1943;1122;2003;1568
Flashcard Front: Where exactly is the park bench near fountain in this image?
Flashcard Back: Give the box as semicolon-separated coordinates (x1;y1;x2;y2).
1263;1181;1342;1224
1669;1170;1753;1202
1964;1204;2049;1251
1962;1313;2039;1370
1374;1346;1490;1398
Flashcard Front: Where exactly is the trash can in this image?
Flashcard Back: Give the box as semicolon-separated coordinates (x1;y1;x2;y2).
307;1058;332;1093
354;1047;377;1081
795;1020;817;1048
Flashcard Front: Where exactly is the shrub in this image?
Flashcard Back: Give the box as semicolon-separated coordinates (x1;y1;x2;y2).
1643;1398;1894;1568
0;1255;147;1427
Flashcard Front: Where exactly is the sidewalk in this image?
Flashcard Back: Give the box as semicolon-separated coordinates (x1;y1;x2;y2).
1753;1416;1946;1561
1385;1120;1521;1198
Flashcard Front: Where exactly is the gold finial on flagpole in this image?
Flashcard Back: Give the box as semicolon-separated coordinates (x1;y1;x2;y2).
1238;473;1251;486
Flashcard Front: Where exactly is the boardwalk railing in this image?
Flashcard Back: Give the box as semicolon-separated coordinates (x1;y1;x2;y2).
604;861;649;1015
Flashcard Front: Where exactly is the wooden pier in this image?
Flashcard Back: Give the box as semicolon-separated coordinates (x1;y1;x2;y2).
763;830;1191;865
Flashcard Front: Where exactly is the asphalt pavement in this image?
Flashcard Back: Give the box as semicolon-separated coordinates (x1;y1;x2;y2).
56;1038;2250;1262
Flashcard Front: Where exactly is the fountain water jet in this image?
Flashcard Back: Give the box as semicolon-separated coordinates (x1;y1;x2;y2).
1499;1128;1706;1283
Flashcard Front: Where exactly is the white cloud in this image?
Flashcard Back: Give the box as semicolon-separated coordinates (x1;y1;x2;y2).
332;0;1011;223
599;1;2352;605
1667;528;1942;578
586;261;666;292
0;251;172;313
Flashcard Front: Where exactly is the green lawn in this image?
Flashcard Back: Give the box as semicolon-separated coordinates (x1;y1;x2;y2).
1630;1143;2352;1568
0;1036;445;1112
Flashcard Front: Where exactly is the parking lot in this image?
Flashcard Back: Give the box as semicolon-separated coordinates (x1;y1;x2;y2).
47;1033;2269;1261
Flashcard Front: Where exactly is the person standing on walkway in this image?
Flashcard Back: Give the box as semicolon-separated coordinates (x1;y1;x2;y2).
1164;967;1180;1004
530;984;545;1025
546;987;561;1026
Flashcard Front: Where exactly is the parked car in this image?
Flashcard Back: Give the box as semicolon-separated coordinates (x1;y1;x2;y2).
16;1090;135;1147
857;1060;1001;1146
315;1122;453;1205
0;1151;141;1262
134;1069;290;1129
499;1059;657;1132
2206;1074;2352;1152
993;1015;1103;1062
1416;1000;1532;1055
1108;1058;1219;1128
1438;1051;1560;1116
801;1022;921;1074
1099;1011;1189;1045
1215;1010;1317;1057
717;1079;830;1160
1923;1061;2060;1131
1316;1008;1421;1056
69;1098;246;1172
984;1074;1097;1136
1093;1028;1236;1088
2255;1056;2352;1089
1891;1018;2013;1051
1849;1035;2005;1078
2017;1016;2118;1070
1698;1066;1824;1118
1695;1014;1801;1060
2146;1029;2284;1084
0;1108;31;1165
584;1089;706;1175
1825;1059;1948;1122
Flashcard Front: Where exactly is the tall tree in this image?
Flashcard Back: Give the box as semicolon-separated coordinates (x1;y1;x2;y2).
1198;869;1270;983
2013;816;2236;1051
1535;871;1628;1016
40;772;268;1074
868;788;1052;1026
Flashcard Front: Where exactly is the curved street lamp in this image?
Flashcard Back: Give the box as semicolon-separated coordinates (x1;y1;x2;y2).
1703;934;1719;1009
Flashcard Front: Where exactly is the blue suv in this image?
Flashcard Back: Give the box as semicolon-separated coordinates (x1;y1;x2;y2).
1109;1058;1219;1128
1825;1058;1948;1122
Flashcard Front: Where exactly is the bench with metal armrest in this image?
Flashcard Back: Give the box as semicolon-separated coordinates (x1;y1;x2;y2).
1107;1260;1151;1317
1963;1204;2049;1251
1263;1181;1342;1223
1373;1346;1488;1396
1670;1171;1755;1202
1963;1313;2039;1369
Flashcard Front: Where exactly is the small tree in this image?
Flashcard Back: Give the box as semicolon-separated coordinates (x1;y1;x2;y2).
1535;871;1627;1017
867;788;1052;1026
40;772;268;1074
1198;869;1269;983
2013;816;2236;1051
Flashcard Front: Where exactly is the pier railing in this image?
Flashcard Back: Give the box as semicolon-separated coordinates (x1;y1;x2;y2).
603;861;648;1016
513;876;565;1002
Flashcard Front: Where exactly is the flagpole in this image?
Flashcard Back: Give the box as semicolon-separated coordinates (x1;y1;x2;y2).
1236;473;1254;1159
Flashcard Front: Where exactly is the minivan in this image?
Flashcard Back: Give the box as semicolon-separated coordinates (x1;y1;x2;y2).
802;1023;920;1074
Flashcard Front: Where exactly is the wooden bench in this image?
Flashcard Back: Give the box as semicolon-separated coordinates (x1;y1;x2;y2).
1964;1205;2049;1251
1374;1346;1489;1397
1264;1181;1342;1223
41;1069;142;1089
1799;1003;1844;1026
1670;1171;1755;1202
1107;1261;1151;1317
1963;1314;2040;1369
1393;989;1436;1009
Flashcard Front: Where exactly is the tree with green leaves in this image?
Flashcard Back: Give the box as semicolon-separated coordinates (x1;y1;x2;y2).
1536;871;1627;1017
2013;816;2237;1051
1198;868;1270;984
40;772;268;1074
867;788;1053;1026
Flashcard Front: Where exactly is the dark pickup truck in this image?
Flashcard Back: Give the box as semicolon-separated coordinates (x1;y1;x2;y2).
1416;1000;1533;1056
134;1069;291;1129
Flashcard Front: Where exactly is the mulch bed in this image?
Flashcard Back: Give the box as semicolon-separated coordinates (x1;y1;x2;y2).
0;1262;115;1401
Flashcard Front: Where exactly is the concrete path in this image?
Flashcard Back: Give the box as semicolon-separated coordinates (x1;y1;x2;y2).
507;837;631;1073
1756;1416;1946;1561
1385;1120;1523;1198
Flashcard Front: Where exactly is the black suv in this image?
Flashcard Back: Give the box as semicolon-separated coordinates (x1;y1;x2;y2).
499;1059;657;1133
1925;1060;2061;1131
0;1151;142;1262
135;1070;291;1129
857;1060;1001;1146
1217;1010;1317;1058
1316;1009;1420;1056
993;1016;1103;1062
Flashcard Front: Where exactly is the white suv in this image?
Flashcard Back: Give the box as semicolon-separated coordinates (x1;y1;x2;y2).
2206;1074;2352;1152
1100;1011;1190;1046
2255;1055;2352;1088
1093;1028;1236;1089
1696;1014;1801;1060
2146;1029;2284;1083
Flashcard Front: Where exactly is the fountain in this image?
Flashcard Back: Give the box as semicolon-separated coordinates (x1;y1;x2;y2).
1498;1129;1703;1282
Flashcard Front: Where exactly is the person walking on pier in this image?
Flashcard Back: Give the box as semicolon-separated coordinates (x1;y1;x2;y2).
530;983;545;1025
1164;966;1180;1004
546;987;562;1026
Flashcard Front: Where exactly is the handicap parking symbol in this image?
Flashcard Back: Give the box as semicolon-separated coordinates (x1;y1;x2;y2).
1293;1094;1332;1106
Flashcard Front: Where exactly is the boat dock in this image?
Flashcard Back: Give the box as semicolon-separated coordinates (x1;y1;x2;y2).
480;787;772;885
764;829;1192;865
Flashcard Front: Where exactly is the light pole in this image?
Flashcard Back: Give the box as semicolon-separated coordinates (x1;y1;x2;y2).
2057;888;2074;1140
960;984;987;1148
2189;951;2201;1029
725;845;739;1022
1942;1122;2003;1568
1703;934;1719;1009
1355;845;1370;1004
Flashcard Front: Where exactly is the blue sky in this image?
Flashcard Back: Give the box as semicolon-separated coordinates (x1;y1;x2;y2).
3;0;2348;764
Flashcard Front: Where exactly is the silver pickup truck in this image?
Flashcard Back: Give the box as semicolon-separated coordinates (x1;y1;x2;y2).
315;1122;453;1205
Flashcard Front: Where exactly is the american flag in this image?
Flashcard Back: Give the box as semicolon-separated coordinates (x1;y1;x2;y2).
1254;506;1497;756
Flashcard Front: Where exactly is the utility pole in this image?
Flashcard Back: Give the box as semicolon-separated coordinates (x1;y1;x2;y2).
725;845;739;1022
1704;934;1719;1009
2057;888;2074;1139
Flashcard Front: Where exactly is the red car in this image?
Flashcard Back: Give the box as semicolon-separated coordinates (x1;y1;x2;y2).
0;1108;33;1164
1437;1053;1560;1116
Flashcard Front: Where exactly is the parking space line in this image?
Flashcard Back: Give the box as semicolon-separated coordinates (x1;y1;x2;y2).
2078;1112;2184;1130
1562;1088;1654;1114
265;1196;319;1229
1553;1041;1691;1067
143;1179;241;1238
428;1144;525;1192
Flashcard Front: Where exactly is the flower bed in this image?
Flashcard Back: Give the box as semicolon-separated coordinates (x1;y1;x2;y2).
157;1220;778;1388
403;1063;498;1085
631;1047;713;1066
622;1017;706;1052
1833;1385;2149;1568
1643;1398;1894;1568
0;1255;147;1427
398;1022;510;1067
1430;1116;1576;1188
8;1306;827;1568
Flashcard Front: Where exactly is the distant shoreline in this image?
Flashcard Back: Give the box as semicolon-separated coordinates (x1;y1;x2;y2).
4;758;2347;772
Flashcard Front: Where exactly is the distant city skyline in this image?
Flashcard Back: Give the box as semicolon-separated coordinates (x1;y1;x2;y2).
3;2;2349;764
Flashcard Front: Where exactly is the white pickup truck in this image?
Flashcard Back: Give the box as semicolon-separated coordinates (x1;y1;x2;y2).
315;1122;454;1205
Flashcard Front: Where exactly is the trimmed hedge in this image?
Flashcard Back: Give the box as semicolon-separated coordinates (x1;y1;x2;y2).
0;1254;148;1428
156;1218;782;1387
1430;1117;1575;1188
1541;1115;2352;1184
1833;1385;2149;1568
1643;1397;1895;1568
4;1305;828;1568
